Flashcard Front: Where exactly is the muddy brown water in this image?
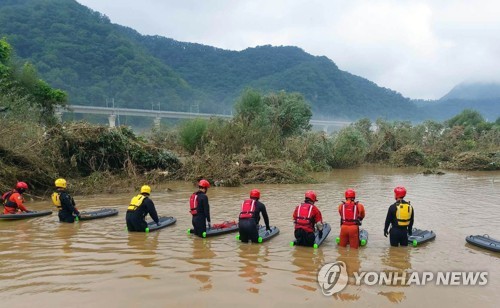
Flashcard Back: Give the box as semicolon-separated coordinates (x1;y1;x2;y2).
1;166;499;307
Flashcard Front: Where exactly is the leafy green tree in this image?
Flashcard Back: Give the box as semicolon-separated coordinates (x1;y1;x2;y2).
234;88;268;127
179;118;208;154
446;109;485;128
0;38;67;125
330;126;368;168
263;91;312;139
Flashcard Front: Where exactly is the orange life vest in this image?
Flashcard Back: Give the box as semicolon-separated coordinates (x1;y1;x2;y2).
189;193;198;215
239;199;256;219
295;203;314;228
341;201;359;225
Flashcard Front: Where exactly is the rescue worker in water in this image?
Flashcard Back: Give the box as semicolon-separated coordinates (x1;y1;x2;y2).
338;188;366;249
384;186;415;246
126;185;159;232
238;189;271;243
189;179;211;237
2;181;31;214
293;190;324;247
52;178;80;223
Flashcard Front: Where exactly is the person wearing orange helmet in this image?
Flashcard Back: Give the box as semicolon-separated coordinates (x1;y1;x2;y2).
337;188;366;249
384;186;414;246
189;179;212;237
52;178;80;223
2;181;30;214
238;189;271;243
293;190;323;247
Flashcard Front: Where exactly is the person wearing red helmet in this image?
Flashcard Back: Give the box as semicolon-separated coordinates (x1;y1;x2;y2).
293;190;323;247
238;189;271;243
190;179;212;237
2;181;30;214
338;188;366;249
384;186;415;246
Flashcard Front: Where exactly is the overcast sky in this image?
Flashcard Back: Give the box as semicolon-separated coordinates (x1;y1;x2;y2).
76;0;500;100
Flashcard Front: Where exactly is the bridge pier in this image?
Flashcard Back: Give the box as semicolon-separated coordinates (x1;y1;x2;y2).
55;110;63;123
108;114;116;128
154;116;161;128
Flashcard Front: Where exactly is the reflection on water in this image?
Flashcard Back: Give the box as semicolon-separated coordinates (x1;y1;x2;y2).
291;247;324;292
238;244;269;293
334;248;362;302
0;167;499;306
187;238;215;291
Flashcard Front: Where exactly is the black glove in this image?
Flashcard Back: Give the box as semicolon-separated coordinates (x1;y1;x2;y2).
318;230;323;238
384;230;388;237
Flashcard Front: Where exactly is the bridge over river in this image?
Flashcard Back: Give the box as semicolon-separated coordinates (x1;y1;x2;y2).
58;105;351;132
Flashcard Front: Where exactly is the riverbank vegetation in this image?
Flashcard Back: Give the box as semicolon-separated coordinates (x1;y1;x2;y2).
152;91;499;187
1;39;499;196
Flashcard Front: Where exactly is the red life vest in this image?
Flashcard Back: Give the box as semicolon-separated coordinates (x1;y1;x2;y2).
239;199;256;219
295;203;314;228
189;193;198;215
341;201;359;225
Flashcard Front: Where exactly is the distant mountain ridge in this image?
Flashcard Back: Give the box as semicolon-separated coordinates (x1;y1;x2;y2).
440;82;500;101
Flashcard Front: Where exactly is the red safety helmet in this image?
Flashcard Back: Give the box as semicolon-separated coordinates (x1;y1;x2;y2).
394;186;407;199
305;190;318;202
250;189;260;199
16;181;28;190
198;179;211;189
345;188;356;199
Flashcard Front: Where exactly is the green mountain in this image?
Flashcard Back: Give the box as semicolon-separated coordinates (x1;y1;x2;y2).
441;82;500;101
413;82;500;121
0;0;424;120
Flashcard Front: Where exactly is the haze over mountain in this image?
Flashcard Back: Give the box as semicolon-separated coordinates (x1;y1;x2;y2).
0;0;497;122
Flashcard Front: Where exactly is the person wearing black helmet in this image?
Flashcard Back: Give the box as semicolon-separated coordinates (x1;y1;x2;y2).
52;178;80;223
189;179;211;237
2;181;30;214
238;189;271;243
126;185;159;232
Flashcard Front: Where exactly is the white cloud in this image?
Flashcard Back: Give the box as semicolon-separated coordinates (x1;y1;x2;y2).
77;0;500;100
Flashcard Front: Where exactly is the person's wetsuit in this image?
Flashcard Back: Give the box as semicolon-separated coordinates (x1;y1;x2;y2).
126;194;159;232
384;200;414;246
53;190;79;223
191;191;211;237
238;198;270;243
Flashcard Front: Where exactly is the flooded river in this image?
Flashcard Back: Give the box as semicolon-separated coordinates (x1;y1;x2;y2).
1;166;499;307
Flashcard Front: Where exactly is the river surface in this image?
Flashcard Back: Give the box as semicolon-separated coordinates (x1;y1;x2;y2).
1;166;499;307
